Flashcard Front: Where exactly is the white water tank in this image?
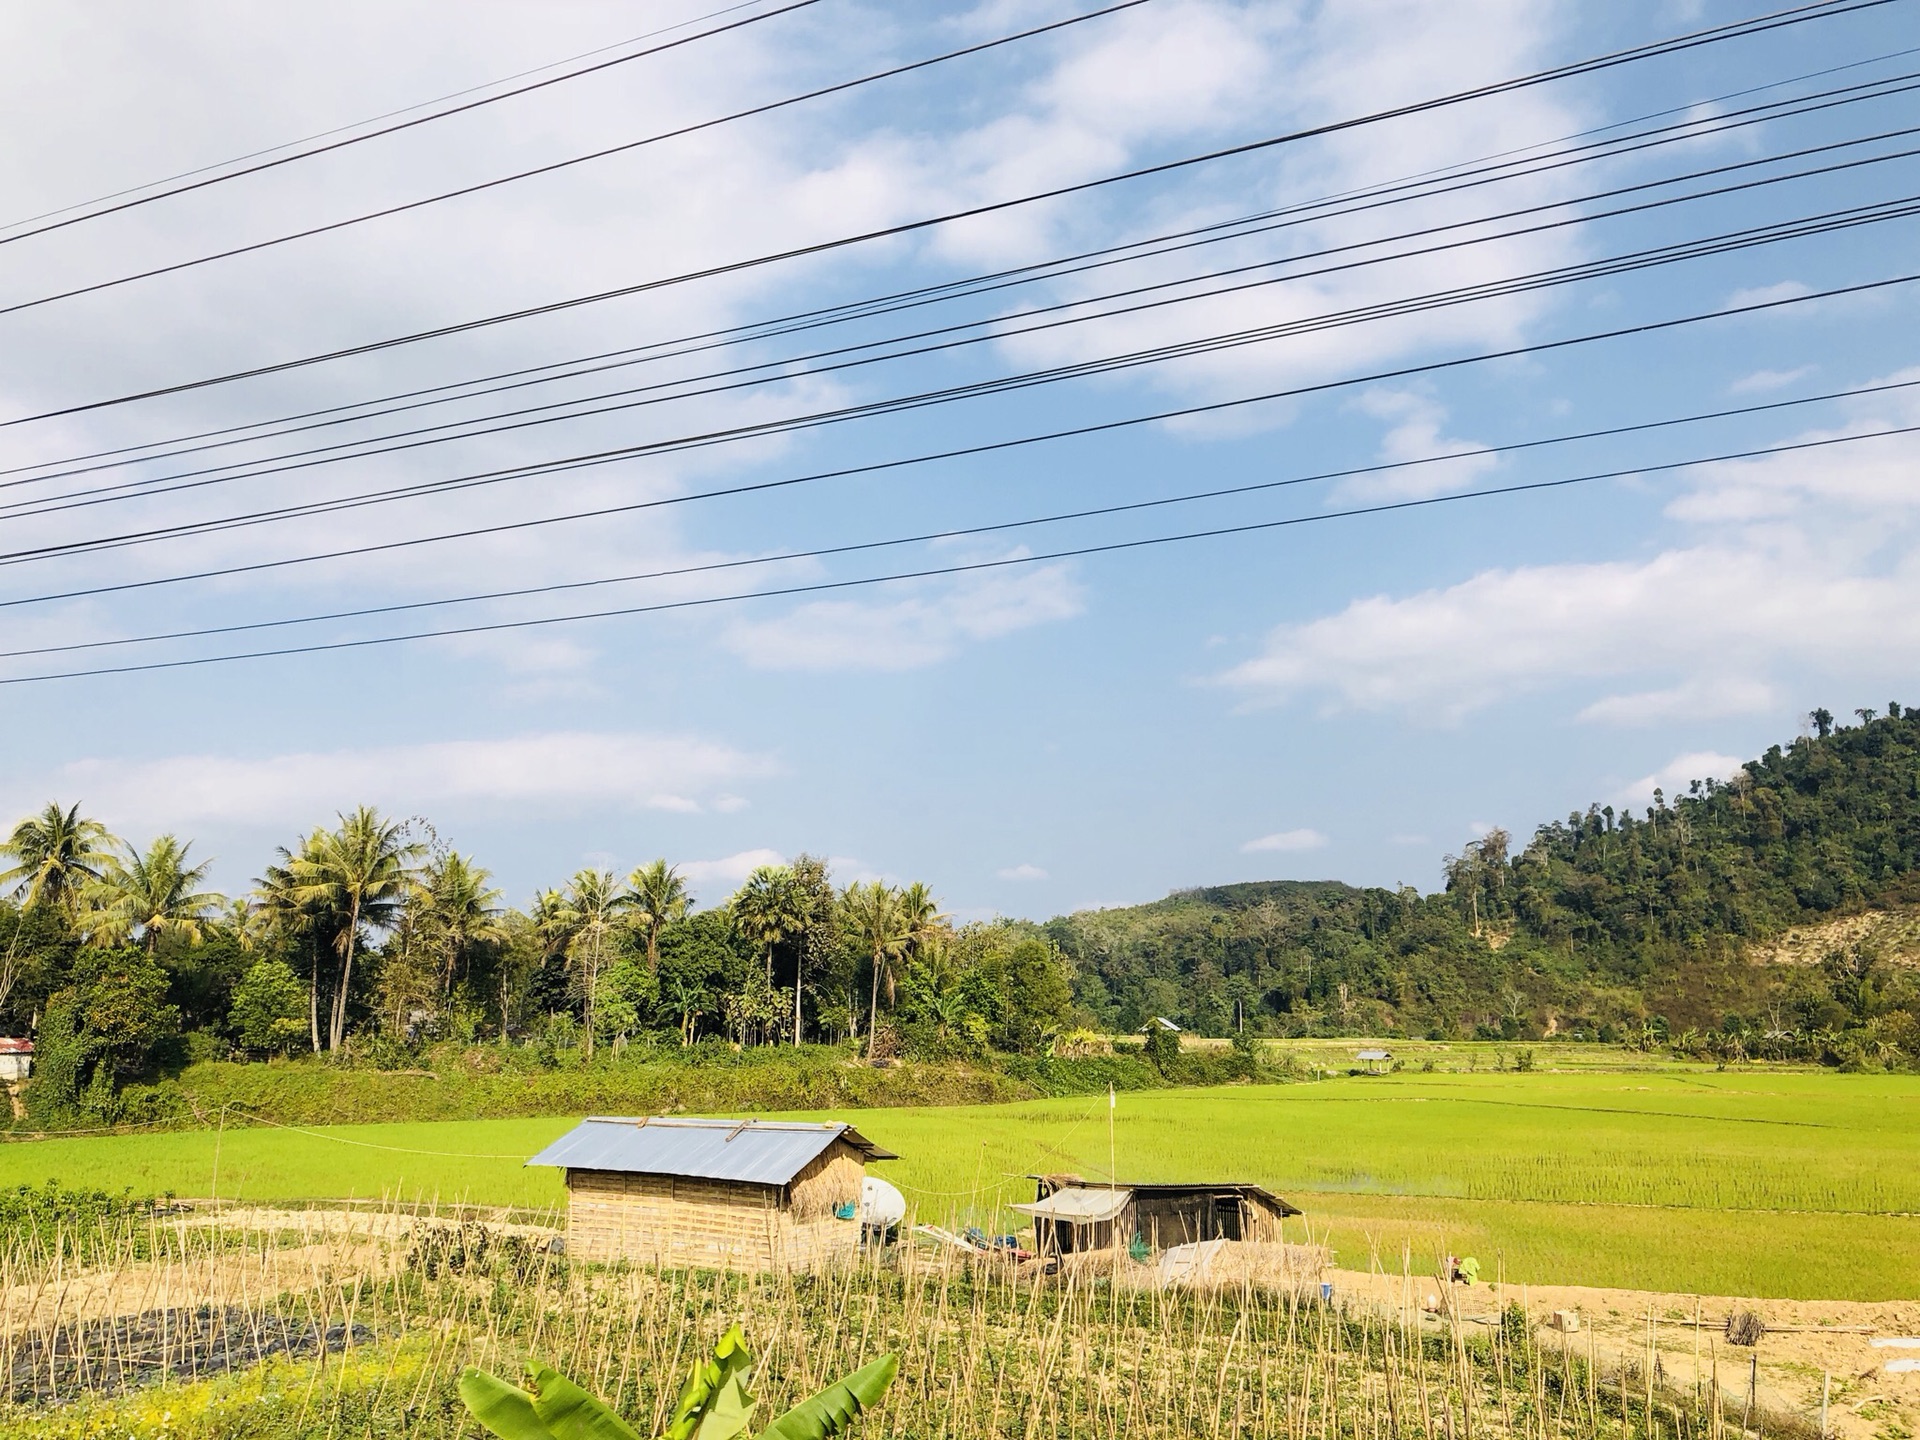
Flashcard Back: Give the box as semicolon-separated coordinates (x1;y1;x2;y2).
859;1175;907;1229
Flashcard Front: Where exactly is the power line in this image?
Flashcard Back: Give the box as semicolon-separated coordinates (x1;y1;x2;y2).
8;375;1913;662
0;0;821;247
5;268;1912;611
7;421;1912;687
0;0;1154;321
18;68;1920;499
3;189;1913;564
2;0;1892;420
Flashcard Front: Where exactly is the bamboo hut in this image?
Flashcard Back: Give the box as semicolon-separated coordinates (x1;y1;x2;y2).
528;1116;897;1272
1015;1173;1300;1257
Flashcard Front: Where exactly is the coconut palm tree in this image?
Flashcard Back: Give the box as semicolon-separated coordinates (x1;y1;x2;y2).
0;801;117;918
625;859;689;973
559;869;625;1061
254;835;328;1052
287;807;422;1052
85;835;224;950
842;881;911;1058
420;851;505;995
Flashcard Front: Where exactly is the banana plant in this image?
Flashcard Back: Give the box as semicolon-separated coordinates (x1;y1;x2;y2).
459;1324;900;1440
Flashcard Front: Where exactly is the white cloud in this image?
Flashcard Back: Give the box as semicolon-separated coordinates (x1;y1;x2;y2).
1241;828;1328;853
1617;751;1746;809
1339;388;1498;500
996;862;1048;881
15;731;776;830
679;848;785;899
721;561;1084;672
1724;280;1812;310
1729;366;1813;395
1217;382;1920;724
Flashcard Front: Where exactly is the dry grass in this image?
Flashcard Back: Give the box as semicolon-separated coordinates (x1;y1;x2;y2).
0;1200;1812;1440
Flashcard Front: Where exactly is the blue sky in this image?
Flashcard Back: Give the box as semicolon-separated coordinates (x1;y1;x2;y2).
0;0;1915;917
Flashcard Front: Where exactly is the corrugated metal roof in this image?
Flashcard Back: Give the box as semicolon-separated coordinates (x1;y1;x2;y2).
1011;1187;1133;1223
526;1117;896;1185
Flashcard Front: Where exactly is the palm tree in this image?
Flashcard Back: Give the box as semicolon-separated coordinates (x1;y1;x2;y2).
625;860;689;973
85;835;224;950
287;807;422;1052
731;862;804;987
255;836;327;1052
842;881;911;1058
420;851;505;995
896;881;947;957
559;869;625;1061
0;801;117;917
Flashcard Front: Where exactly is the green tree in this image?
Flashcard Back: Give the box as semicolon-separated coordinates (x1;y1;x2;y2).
84;834;224;950
626;860;690;973
228;957;309;1056
842;881;910;1058
286;807;422;1051
0;802;117;918
730;866;805;1044
420;851;505;996
558;869;625;1060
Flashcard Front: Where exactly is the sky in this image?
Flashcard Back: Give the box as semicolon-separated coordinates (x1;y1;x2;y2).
0;0;1915;917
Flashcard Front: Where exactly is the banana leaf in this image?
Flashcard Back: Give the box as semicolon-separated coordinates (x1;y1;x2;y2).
527;1361;647;1440
665;1324;758;1440
458;1367;556;1440
756;1353;900;1440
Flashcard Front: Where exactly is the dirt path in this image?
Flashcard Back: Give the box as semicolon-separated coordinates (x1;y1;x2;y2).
1332;1267;1920;1440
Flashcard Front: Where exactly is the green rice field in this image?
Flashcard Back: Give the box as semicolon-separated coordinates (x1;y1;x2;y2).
4;1068;1915;1300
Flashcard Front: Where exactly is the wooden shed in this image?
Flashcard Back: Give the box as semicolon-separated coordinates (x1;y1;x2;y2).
527;1116;897;1272
1015;1174;1300;1257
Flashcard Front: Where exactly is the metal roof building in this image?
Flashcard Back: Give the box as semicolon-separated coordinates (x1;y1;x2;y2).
1020;1175;1301;1257
531;1117;897;1273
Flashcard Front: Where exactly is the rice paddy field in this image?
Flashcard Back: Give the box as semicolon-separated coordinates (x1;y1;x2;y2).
6;1067;1916;1301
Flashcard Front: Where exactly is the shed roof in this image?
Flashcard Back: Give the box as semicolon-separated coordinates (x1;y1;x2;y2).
1355;1049;1393;1061
527;1117;897;1186
0;1038;31;1054
1030;1175;1302;1217
1012;1187;1133;1223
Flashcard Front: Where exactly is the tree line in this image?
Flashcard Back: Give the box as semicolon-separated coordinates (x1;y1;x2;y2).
0;808;1074;1124
1046;706;1920;1068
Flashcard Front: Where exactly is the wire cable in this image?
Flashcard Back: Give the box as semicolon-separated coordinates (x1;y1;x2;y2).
0;0;821;247
18;70;1920;498
4;267;1911;611
6;420;1911;687
0;1;1154;320
3;190;1913;562
1;0;1893;416
6;375;1911;662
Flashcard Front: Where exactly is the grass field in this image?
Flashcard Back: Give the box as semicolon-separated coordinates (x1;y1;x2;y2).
5;1066;1915;1299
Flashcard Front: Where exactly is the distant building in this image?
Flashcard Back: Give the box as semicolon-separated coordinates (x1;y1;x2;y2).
1355;1048;1393;1073
1015;1173;1300;1256
0;1038;32;1083
1141;1017;1183;1033
527;1116;897;1273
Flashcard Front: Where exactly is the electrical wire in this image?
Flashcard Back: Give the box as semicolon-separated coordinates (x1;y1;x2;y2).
5;420;1911;687
0;0;1155;320
4;267;1911;611
3;190;1913;564
0;0;792;236
1;0;1893;418
17;67;1920;498
0;0;822;247
6;375;1912;662
18;120;1919;523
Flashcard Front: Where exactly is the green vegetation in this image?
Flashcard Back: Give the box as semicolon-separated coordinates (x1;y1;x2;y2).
5;1067;1913;1298
1050;706;1920;1058
3;708;1918;1137
459;1325;898;1440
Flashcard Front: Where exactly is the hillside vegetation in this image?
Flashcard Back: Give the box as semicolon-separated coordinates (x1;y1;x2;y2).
1049;706;1920;1064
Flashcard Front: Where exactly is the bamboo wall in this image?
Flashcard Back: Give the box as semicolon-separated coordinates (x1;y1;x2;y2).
565;1140;867;1273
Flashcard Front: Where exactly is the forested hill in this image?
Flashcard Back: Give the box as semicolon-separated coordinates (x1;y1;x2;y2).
1044;705;1920;1061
